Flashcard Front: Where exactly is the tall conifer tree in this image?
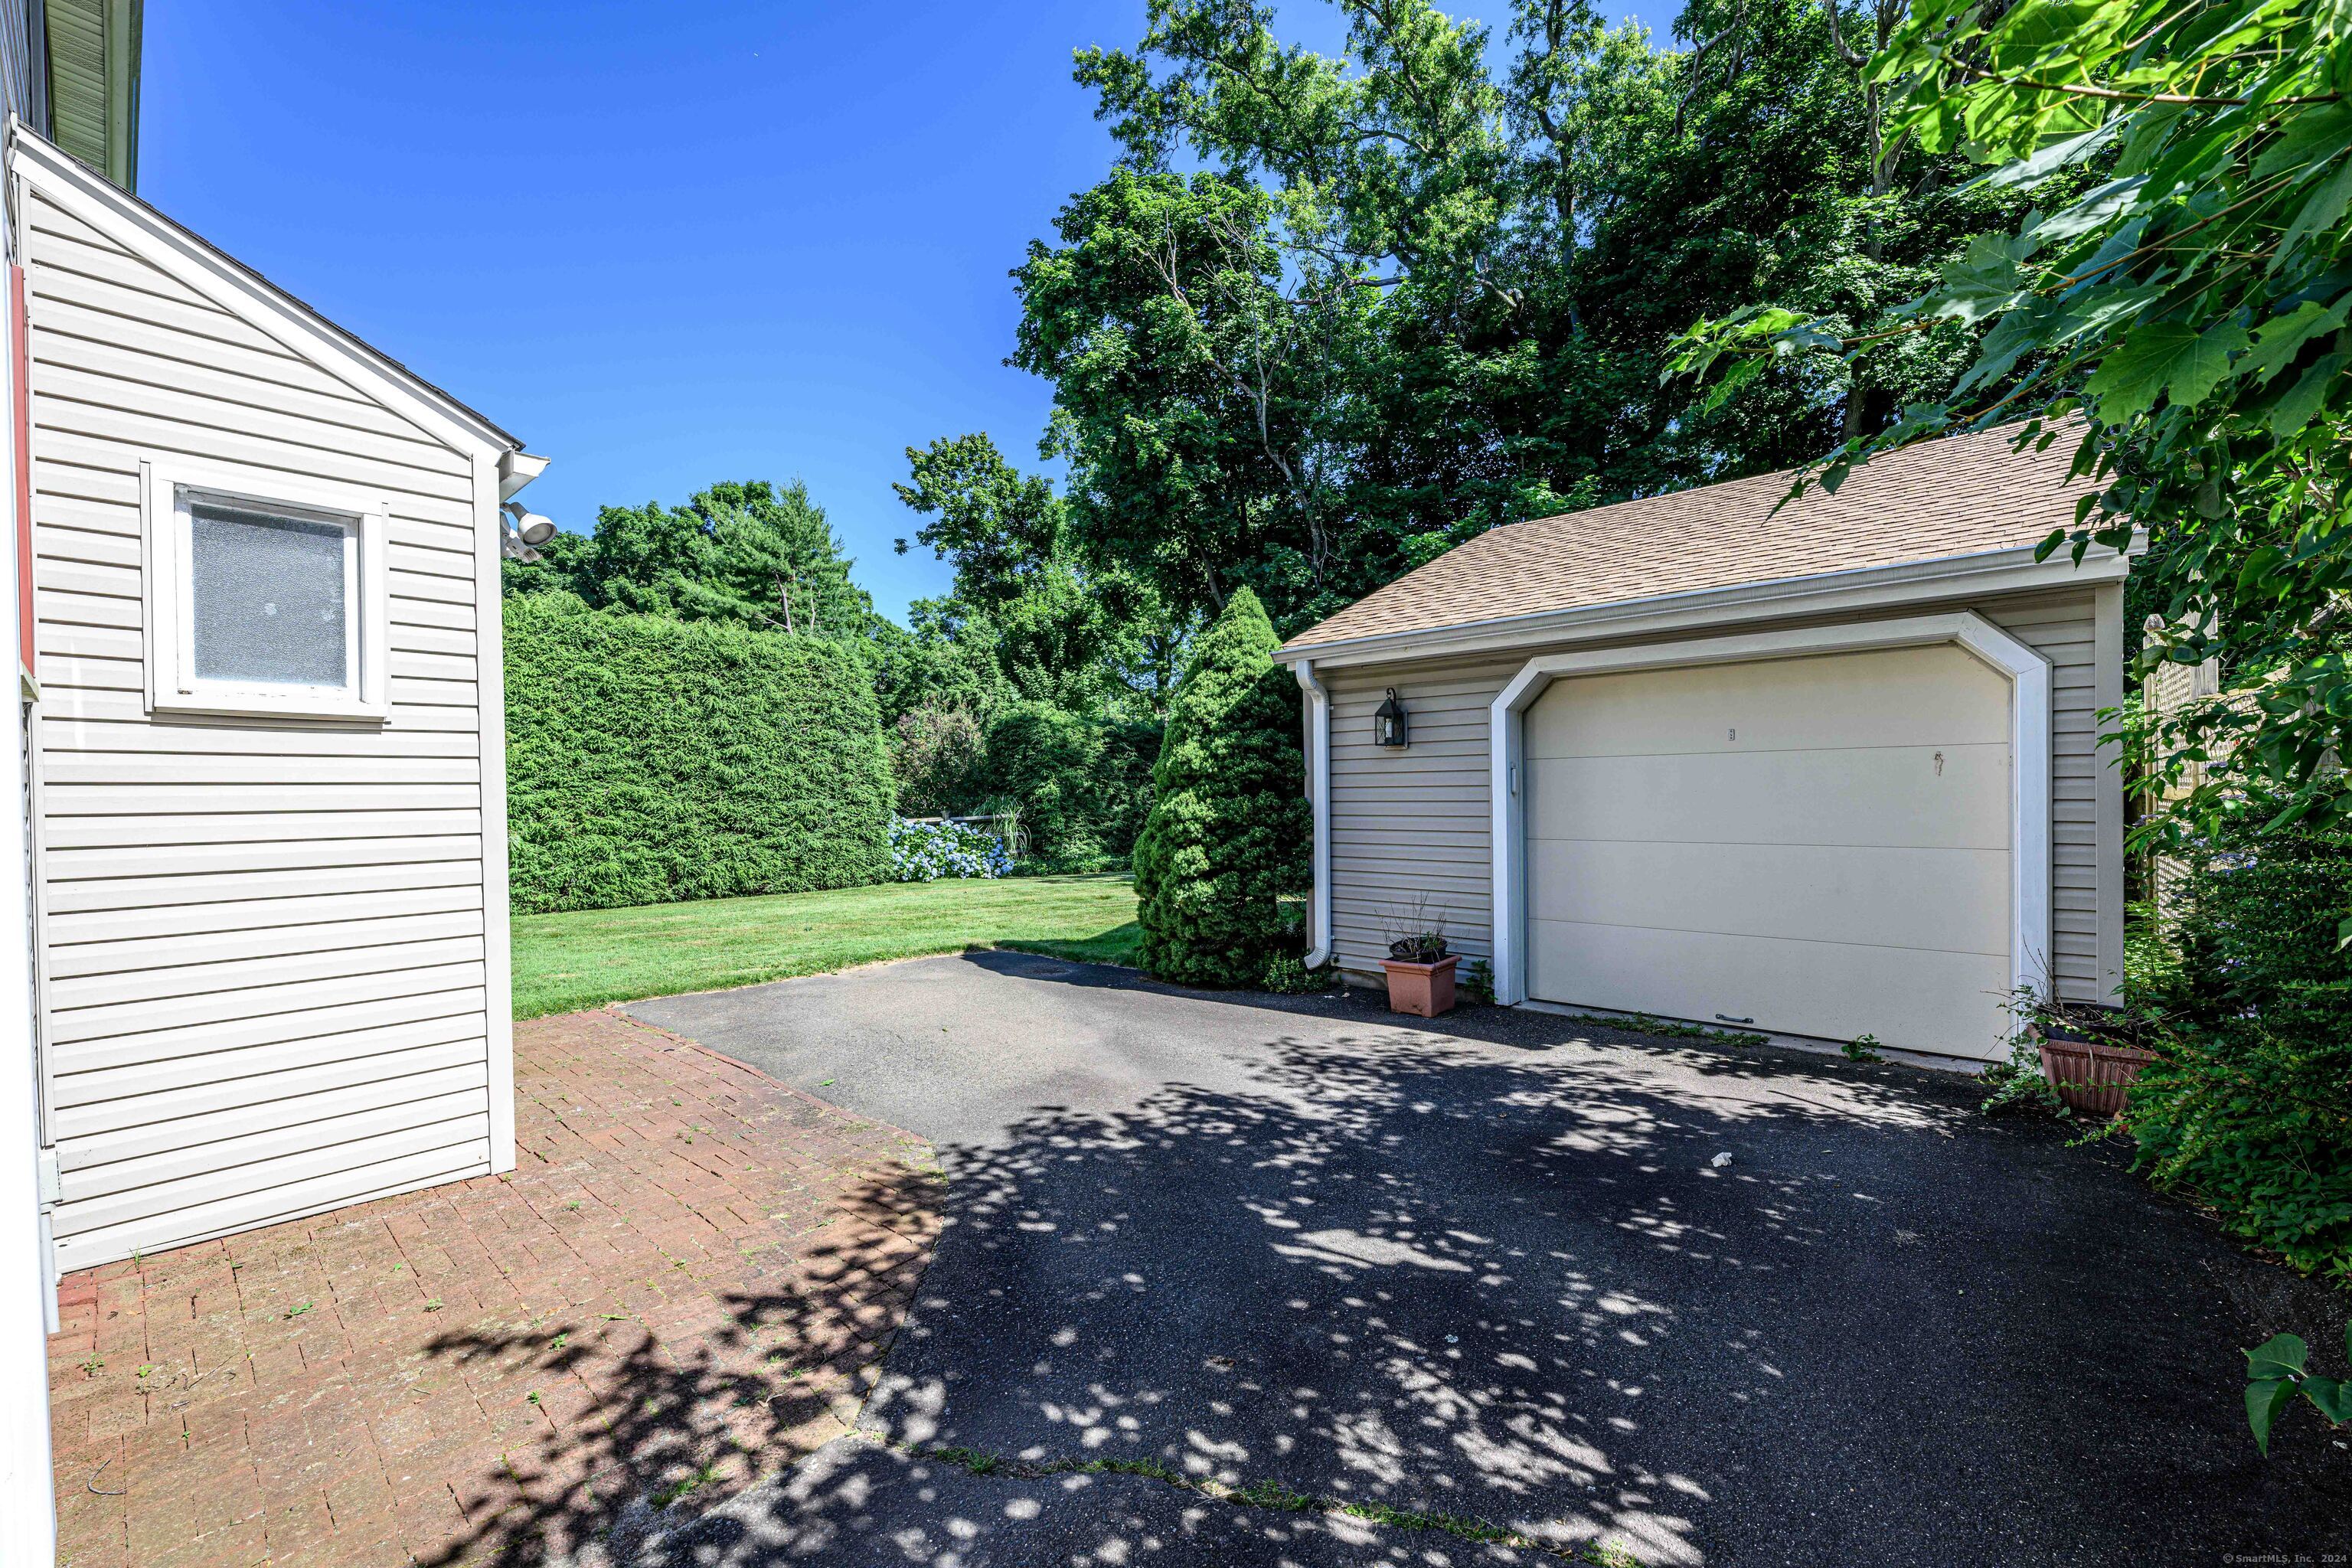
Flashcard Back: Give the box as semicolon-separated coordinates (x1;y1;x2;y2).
1133;588;1311;986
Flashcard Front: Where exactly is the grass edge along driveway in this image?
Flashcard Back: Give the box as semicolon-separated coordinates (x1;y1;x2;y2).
511;873;1141;1018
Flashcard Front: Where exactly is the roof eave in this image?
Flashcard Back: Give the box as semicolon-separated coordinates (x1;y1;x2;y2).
1276;540;2132;669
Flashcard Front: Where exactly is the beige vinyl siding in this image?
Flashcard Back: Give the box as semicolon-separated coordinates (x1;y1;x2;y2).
23;185;498;1271
1319;586;2121;1008
1327;657;1519;971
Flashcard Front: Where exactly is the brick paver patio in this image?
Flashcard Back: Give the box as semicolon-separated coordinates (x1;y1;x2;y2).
46;1010;940;1568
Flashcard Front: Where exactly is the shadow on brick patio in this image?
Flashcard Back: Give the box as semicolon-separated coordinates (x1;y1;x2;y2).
47;1011;940;1568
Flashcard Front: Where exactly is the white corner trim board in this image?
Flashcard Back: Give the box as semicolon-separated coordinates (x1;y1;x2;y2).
1295;659;1334;969
1485;611;2053;1011
472;451;520;1173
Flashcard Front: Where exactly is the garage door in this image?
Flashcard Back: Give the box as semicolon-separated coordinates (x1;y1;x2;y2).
1523;643;2013;1059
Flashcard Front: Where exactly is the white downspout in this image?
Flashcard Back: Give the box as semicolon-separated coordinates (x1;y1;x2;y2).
1294;659;1332;969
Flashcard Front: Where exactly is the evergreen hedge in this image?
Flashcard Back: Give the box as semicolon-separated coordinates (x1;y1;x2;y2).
505;596;892;913
1132;588;1310;986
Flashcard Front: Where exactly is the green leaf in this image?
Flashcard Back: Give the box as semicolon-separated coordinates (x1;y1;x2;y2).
2247;1333;2309;1381
2057;218;2149;301
2303;1376;2352;1426
1932;232;2038;325
2050;283;2164;351
1699;355;1768;413
2248;1377;2299;1455
2269;352;2347;435
1984;119;2127;190
2237;545;2287;595
1958;299;2060;394
2082;321;2250;423
2251;103;2352;186
2031;175;2146;243
2244;298;2349;385
2275;158;2352;273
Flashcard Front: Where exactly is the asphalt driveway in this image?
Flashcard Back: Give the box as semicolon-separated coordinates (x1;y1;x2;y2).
613;950;2350;1566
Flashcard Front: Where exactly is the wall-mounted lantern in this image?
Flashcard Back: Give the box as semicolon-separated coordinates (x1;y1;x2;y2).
1374;688;1410;750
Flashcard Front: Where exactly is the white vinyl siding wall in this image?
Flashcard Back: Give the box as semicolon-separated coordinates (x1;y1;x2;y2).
23;187;498;1271
1319;586;2123;1009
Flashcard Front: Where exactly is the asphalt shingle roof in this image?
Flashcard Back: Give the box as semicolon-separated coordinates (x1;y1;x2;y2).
1280;426;2096;653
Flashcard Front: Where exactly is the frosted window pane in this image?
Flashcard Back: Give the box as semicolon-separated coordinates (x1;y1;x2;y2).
189;503;349;688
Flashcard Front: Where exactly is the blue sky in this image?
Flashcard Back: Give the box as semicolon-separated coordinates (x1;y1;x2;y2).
142;1;1680;624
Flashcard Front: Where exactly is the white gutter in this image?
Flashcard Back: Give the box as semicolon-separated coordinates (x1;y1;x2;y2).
1294;659;1332;970
498;449;551;503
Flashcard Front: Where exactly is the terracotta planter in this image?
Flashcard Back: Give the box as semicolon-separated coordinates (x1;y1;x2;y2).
1381;955;1458;1018
2033;1024;2158;1119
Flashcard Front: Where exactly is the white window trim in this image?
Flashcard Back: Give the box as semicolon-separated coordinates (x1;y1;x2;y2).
1485;611;2053;1011
139;456;391;721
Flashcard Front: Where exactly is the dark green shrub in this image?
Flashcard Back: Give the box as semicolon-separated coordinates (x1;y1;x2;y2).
977;701;1101;871
1132;588;1310;987
505;597;892;913
2145;818;2352;1043
1093;717;1162;863
891;701;985;819
2127;808;2352;1284
975;702;1162;872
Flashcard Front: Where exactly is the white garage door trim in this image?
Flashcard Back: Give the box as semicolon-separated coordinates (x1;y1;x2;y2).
1487;611;2050;1018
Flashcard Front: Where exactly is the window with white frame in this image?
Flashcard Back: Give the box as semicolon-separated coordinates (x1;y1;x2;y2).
142;459;392;720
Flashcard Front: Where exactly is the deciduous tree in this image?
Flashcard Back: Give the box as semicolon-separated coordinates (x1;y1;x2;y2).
1668;0;2352;861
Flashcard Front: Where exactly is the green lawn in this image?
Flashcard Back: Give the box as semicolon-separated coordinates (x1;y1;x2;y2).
511;874;1142;1018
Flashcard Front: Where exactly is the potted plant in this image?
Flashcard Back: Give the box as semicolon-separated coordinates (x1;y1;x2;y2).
1380;906;1458;1017
2015;989;2159;1119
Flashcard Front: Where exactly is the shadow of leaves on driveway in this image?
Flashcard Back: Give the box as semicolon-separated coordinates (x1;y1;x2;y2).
838;1030;2347;1567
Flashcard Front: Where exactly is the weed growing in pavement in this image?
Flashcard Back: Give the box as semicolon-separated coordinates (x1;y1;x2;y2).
1552;1011;1767;1050
906;1439;1645;1564
649;1462;722;1509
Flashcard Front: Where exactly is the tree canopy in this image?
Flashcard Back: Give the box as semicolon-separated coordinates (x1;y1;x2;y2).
1004;0;2054;632
1670;0;2352;864
506;478;877;643
893;432;1179;717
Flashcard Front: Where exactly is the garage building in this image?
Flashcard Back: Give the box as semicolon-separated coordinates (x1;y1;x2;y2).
1276;427;2127;1063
